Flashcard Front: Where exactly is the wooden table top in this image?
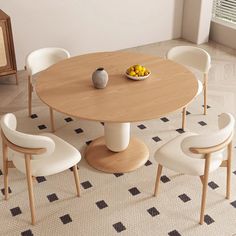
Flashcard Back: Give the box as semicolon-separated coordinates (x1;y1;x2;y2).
36;51;198;123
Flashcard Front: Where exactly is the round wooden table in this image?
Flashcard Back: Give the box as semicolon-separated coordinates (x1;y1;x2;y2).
36;51;198;173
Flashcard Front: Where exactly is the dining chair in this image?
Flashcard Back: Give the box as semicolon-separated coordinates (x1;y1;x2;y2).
153;113;234;224
1;113;81;225
25;47;70;132
166;46;211;130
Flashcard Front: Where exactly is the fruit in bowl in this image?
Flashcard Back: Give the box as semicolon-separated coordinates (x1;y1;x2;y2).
126;64;150;80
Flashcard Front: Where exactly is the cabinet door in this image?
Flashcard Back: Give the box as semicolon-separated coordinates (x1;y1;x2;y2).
0;20;12;73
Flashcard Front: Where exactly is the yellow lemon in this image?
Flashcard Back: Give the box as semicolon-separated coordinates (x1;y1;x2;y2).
129;71;136;76
134;65;140;71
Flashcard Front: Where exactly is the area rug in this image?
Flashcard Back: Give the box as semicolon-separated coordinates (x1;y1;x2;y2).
0;94;236;236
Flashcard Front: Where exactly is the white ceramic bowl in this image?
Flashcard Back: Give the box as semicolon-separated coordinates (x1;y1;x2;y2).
125;71;151;81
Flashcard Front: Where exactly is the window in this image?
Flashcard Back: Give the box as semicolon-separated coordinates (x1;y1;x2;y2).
212;0;236;23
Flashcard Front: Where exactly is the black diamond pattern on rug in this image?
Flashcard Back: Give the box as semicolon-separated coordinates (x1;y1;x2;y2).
86;140;92;145
21;229;33;236
145;160;152;166
0;169;2;176
60;214;72;224
96;200;108;209
129;187;141;196
38;124;47;130
176;128;185;134
81;181;92;189
1;187;12;195
230;200;236;208
198;121;207;126
36;176;47;183
202;105;211;109
113;222;126;233
74;128;83;134
114;173;124;177
168;230;181;236
160;117;169;122
178;194;191;203
64;117;73;122
47;193;59;202
147;207;160;217
233;170;236;175
10;207;22;216
152;136;162;142
137;124;146;129
101;122;104;126
30;114;38;119
204;215;215;225
161;175;170;183
186;111;191;115
208;181;219;190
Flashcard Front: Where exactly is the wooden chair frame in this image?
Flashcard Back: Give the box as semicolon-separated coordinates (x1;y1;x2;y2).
182;72;208;130
154;132;233;225
27;73;55;133
1;131;80;225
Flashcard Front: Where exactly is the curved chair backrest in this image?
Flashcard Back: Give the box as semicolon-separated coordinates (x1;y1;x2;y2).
181;113;235;159
1;113;55;159
166;46;211;73
26;47;70;76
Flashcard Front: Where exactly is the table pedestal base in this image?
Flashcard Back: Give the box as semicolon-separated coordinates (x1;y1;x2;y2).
85;137;149;173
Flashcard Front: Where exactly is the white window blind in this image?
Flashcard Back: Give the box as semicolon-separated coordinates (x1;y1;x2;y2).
212;0;236;23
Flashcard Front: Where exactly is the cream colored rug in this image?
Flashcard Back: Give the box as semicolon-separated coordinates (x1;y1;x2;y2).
0;94;236;236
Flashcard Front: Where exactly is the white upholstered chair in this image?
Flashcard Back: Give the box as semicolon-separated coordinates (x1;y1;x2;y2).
25;47;70;132
166;46;211;130
154;113;234;224
1;113;81;225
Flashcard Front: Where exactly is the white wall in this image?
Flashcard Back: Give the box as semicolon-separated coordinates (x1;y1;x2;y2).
182;0;213;44
182;0;201;43
0;0;184;69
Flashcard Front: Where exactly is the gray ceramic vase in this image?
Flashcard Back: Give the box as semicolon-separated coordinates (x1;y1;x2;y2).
92;67;108;89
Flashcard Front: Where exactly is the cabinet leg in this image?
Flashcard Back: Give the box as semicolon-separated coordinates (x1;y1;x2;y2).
15;73;18;85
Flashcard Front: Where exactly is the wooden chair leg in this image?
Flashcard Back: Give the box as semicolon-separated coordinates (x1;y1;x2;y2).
200;155;210;225
2;140;9;200
25;154;36;225
203;73;208;115
15;73;18;85
72;165;80;197
182;107;186;131
154;164;163;197
49;107;55;133
28;77;32;117
32;176;36;183
199;175;204;184
226;141;232;199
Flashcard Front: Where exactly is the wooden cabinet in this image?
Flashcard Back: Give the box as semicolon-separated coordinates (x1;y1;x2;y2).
0;9;17;84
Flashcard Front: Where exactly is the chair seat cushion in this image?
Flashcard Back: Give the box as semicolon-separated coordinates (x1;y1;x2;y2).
12;133;81;176
154;132;223;176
